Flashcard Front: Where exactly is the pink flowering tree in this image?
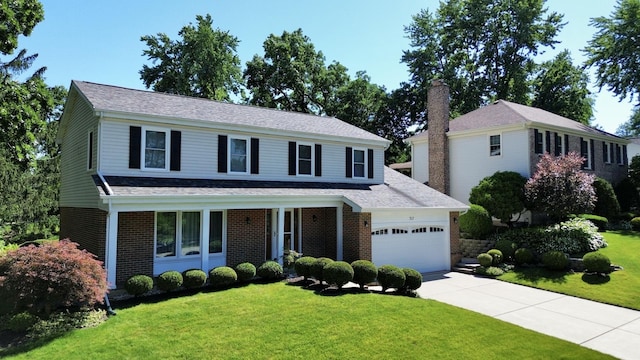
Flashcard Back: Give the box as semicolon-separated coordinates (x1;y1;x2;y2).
525;152;596;221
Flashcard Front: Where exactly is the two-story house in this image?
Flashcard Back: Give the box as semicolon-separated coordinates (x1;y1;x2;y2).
406;80;628;210
57;81;467;288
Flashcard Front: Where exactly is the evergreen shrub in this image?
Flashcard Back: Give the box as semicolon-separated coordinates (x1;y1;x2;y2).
542;251;569;271
459;204;493;239
157;271;183;292
311;257;334;284
256;261;284;280
402;268;423;291
514;248;534;265
477;253;493;267
182;269;207;289
351;260;377;289
294;256;316;281
125;274;154;296
487;249;503;265
582;252;611;274
323;261;354;289
235;262;256;282
377;265;405;292
209;267;238;287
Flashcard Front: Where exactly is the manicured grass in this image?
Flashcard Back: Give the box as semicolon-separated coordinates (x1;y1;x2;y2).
2;282;611;359
499;231;640;310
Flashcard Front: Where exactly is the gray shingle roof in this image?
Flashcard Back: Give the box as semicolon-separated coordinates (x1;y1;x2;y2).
72;81;388;144
96;167;467;211
408;100;623;141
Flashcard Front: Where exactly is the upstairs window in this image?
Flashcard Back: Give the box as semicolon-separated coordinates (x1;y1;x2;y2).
298;143;313;175
144;129;168;170
353;149;366;178
129;126;181;171
345;147;373;179
229;137;248;173
489;134;501;156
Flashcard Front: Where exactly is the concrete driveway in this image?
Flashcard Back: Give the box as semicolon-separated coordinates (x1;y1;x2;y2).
416;271;640;360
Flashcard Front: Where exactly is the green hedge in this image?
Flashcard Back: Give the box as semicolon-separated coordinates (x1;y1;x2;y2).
351;260;377;289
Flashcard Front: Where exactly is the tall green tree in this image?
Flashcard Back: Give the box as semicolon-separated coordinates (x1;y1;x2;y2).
532;50;594;124
584;0;640;104
140;14;243;101
402;0;564;123
0;0;44;54
244;29;350;114
616;106;640;137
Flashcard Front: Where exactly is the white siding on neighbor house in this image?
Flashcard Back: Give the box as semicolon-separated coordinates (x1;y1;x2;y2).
98;118;386;184
59;98;101;208
628;143;640;165
412;141;429;184
449;129;530;204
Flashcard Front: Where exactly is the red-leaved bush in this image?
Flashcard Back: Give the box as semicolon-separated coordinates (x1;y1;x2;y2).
525;152;596;220
0;239;107;317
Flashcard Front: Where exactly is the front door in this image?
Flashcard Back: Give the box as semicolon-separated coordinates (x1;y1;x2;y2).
270;209;300;262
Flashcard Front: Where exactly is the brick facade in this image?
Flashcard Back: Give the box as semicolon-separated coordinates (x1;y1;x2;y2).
427;79;450;195
301;208;337;258
342;204;372;263
59;207;107;263
116;211;154;285
449;211;462;266
227;209;268;267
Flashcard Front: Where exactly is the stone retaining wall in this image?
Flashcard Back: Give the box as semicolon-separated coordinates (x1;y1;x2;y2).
460;238;495;258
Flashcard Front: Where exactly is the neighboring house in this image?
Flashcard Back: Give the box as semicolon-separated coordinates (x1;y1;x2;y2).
627;137;640;165
406;80;628;210
57;81;467;288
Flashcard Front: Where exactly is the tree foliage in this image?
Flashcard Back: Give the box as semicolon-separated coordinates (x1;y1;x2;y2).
140;14;243;101
615;106;640;137
532;50;594;124
402;0;564;121
584;0;640;104
525;153;596;220
0;0;44;55
592;177;621;220
469;171;527;225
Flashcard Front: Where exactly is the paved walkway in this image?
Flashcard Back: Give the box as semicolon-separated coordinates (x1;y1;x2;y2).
413;271;640;360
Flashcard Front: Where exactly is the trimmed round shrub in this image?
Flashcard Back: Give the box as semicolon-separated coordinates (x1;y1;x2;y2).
351;260;377;289
459;204;493;239
323;261;354;289
631;217;640;231
514;248;533;265
582;252;612;274
311;257;334;284
182;269;207;289
157;271;184;292
477;253;493;267
487;249;503;265
377;265;406;292
7;312;39;332
592;177;620;220
475;266;504;277
256;261;284;280
494;239;516;260
235;262;257;282
542;251;569;271
125;274;154;296
209;266;238;288
402;268;423;291
294;256;316;281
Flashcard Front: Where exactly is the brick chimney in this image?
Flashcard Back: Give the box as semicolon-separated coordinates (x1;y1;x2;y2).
427;79;450;195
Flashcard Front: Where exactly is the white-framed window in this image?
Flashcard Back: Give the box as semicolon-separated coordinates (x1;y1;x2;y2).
87;131;94;170
603;141;611;164
142;127;169;170
208;211;225;254
534;129;544;154
489;134;501;156
353;148;366;178
581;138;593;170
554;133;565;156
229;136;249;173
156;211;201;258
297;142;314;176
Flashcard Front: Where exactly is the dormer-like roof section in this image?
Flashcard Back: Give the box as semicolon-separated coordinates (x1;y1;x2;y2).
407;100;625;143
62;81;390;146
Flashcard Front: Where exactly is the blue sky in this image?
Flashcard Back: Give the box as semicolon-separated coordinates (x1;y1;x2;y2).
15;0;635;133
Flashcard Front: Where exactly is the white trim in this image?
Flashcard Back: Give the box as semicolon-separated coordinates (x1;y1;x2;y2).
105;209;118;289
336;204;343;260
154;210;203;259
141;126;170;171
228;135;250;174
296;141;315;176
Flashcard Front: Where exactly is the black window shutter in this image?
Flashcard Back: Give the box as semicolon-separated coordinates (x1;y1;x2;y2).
345;147;353;178
170;130;181;171
367;149;374;179
554;133;560;156
288;141;296;175
545;131;551;153
315;144;322;177
533;129;542;154
623;145;628;165
602;141;608;163
129;126;141;169
251;138;259;174
88;132;94;169
580;137;586;169
590;139;595;170
218;135;228;173
564;134;569;155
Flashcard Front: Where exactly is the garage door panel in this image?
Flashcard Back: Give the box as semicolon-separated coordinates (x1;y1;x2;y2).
371;225;449;273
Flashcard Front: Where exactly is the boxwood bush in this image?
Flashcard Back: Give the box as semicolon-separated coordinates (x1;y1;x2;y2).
402;268;423;291
542;251;569;271
577;214;608;232
157;271;184;292
582;252;611;274
125;274;154;296
377;265;406;292
294;256;316;281
209;266;238;288
351;260;377;289
256;261;283;280
311;257;334;284
631;217;640;231
494;239;516;260
182;269;207;289
459;204;493;239
475;266;504;277
514;248;534;265
477;253;493;267
323;261;354;289
487;249;503;265
235;262;256;283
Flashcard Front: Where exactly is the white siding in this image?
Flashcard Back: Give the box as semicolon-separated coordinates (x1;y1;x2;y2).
59;98;101;208
449;129;530;204
412;141;429;183
99;119;385;184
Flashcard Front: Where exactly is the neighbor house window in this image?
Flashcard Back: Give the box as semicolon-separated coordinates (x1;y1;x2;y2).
581;138;593;170
554;133;564;156
209;211;224;254
534;129;544;154
603;141;610;163
489;135;501;156
616;144;623;164
143;128;168;170
353;149;366;178
297;143;313;175
87;131;94;170
229;137;249;173
156;211;201;258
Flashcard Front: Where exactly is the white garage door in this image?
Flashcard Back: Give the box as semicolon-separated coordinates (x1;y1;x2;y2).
371;225;449;273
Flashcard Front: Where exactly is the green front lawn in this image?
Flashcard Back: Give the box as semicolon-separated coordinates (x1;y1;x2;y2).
2;282;611;359
498;231;640;310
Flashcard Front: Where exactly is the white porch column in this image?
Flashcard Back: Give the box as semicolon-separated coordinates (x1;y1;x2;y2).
277;207;285;265
105;211;118;289
200;210;210;273
336;204;343;260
